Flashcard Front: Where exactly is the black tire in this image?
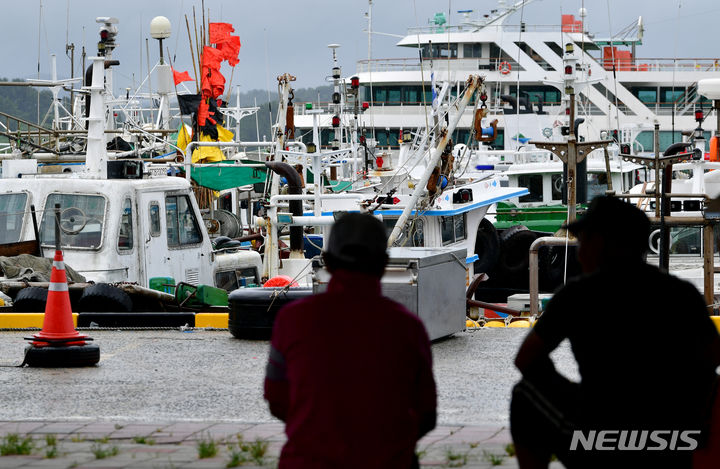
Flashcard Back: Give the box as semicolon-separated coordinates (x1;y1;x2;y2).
496;225;537;288
539;244;581;292
78;283;132;313
228;287;312;340
13;287;48;312
473;218;500;275
24;344;100;367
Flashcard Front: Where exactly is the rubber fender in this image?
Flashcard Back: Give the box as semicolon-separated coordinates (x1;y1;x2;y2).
13;287;48;312
538;244;581;292
78;283;133;313
496;225;537;288
473;218;500;275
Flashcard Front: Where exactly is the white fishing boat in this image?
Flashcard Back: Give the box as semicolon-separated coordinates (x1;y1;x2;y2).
0;17;263;316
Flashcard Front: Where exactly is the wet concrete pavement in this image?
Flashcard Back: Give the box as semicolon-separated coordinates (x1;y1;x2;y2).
0;328;577;467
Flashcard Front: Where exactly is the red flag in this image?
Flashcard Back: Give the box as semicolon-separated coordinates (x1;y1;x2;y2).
218;35;241;67
172;68;192;85
197;100;209;126
202;46;224;70
209;22;234;44
201;65;226;99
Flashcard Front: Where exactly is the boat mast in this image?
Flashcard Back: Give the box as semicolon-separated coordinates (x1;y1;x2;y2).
85;57;108;179
387;75;482;246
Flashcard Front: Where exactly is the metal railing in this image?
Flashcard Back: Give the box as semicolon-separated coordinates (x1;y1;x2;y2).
599;58;720;73
355;57;522;74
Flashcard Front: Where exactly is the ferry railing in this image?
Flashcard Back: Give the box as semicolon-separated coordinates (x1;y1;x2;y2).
355;57;522;74
598;58;720;73
406;24;566;35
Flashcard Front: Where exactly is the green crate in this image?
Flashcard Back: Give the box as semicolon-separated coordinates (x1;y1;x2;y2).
149;277;175;294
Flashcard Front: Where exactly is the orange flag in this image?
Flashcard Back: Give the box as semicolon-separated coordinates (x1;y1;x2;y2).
172;68;192;85
218;35;241;67
209;22;234;44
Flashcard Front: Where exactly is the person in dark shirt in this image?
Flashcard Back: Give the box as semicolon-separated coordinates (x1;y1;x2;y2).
264;213;437;469
511;195;720;468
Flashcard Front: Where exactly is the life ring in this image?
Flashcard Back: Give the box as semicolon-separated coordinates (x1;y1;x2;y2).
499;61;511;75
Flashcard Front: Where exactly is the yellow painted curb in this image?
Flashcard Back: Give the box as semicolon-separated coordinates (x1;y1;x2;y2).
0;313;78;329
711;316;720;334
195;313;229;328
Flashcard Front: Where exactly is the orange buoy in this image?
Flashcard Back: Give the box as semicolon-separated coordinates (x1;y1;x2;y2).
263;275;299;288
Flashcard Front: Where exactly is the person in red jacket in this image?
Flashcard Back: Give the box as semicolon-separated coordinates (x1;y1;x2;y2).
264;213;437;469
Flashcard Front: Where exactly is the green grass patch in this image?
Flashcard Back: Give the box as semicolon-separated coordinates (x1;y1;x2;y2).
227;435;269;466
45;445;58;459
197;436;218;459
482;450;505;466
445;448;468;467
504;443;516;457
132;436;156;445
0;433;34;456
91;442;119;459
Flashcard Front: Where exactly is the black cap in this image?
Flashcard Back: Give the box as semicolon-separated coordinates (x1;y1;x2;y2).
566;196;649;254
325;213;388;265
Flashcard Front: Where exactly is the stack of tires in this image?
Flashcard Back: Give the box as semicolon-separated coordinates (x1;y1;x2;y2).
13;283;132;313
473;221;580;303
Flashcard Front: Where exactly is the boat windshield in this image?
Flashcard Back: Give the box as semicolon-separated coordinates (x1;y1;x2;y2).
0;193;28;244
40;194;106;249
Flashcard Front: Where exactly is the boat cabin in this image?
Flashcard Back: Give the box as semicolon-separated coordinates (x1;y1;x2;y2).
0;167;261;290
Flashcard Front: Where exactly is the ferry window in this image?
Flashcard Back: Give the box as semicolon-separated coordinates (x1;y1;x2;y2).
463;43;482;58
149;202;161;237
441;214;465;245
403;87;419;104
0;193;27;244
421;43;457;59
165;194;202;247
551;174;563;200
636;130;688;153
387;87;401;104
374;88;387;103
118;198;133;251
660;87;684;107
422;86;434;104
633;87;657;104
518;174;543;202
40;194;106;249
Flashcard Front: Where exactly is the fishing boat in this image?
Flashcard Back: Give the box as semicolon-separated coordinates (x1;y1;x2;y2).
227;66;529;340
0;16;263;319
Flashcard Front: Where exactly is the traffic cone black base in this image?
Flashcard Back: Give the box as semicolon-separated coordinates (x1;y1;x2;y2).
24;344;100;368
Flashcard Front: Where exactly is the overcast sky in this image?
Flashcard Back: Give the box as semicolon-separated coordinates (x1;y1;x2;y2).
0;0;718;98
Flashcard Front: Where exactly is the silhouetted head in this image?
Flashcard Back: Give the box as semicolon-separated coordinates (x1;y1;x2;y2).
323;213;388;277
566;195;649;272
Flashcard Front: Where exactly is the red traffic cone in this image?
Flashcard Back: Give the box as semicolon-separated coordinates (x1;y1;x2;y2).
31;249;89;346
